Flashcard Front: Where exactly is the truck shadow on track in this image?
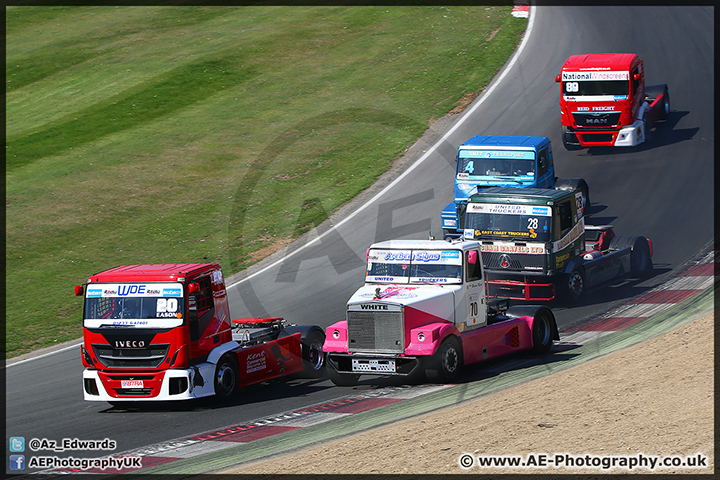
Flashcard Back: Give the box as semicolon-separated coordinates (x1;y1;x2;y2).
583;111;696;155
100;377;333;412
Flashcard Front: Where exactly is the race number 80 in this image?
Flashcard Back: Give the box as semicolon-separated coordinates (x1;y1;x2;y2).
157;298;178;313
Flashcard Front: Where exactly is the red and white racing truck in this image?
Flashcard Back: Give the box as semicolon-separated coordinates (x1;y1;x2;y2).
77;264;324;403
556;53;669;149
323;239;559;385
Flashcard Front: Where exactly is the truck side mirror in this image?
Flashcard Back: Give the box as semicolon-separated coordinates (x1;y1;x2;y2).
188;283;199;294
633;73;641;81
555;75;561;83
75;285;84;296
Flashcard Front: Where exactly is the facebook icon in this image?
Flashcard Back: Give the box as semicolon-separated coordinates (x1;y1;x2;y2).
10;455;25;470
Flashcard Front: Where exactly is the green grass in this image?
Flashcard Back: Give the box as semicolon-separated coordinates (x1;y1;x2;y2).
6;5;527;358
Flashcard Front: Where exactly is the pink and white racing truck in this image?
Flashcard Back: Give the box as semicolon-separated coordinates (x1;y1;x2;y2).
323;239;558;385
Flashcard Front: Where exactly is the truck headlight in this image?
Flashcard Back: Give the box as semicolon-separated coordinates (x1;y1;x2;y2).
417;332;425;342
443;219;456;228
332;329;340;339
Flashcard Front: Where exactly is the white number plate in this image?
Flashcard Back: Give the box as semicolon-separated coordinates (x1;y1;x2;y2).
352;358;396;373
121;380;144;388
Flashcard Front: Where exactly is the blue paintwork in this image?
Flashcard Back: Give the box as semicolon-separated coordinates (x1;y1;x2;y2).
442;135;556;238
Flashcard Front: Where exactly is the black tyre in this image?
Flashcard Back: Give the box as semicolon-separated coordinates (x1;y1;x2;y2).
531;309;555;354
642;112;650;143
425;336;462;383
659;86;670;120
214;354;238;400
563;267;585;303
562;126;581;150
301;330;326;377
575;179;591;213
328;369;360;387
630;237;653;277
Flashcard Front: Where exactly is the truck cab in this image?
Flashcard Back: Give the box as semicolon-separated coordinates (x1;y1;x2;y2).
78;264;326;403
323;239;558;385
463;187;652;302
79;264;236;401
441;135;588;239
556;53;669;149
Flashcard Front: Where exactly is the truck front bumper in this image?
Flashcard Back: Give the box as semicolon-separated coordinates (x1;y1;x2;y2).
326;353;422;377
572;119;645;147
82;364;216;402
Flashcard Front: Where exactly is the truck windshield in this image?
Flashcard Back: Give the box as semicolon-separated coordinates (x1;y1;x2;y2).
464;202;552;242
83;282;184;329
366;249;463;284
457;150;535;179
563;80;628;97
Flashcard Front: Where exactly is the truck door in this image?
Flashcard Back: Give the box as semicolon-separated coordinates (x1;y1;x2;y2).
463;249;487;328
187;275;216;361
537;147;553;188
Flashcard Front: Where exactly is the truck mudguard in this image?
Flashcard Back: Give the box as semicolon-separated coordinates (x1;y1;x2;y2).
406;322;460;356
504;305;559;341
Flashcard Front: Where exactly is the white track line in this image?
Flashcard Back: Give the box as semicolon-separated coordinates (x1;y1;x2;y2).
228;6;537;288
10;8;538;366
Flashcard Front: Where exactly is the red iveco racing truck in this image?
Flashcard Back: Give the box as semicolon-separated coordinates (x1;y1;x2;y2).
77;264;325;403
323;239;559;385
556;53;669;149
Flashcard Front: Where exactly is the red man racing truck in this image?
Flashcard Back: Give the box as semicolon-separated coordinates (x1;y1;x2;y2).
323;239;559;385
77;264;325;403
556;53;669;149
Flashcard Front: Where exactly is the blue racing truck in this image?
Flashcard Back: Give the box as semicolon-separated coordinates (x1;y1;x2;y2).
441;135;589;240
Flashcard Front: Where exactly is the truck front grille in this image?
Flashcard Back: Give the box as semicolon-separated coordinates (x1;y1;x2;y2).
92;344;170;368
347;310;404;354
573;112;621;128
481;251;546;272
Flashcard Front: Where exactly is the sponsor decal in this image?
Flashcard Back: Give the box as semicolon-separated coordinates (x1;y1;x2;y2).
88;283;184;298
383;251;412;262
413;251;442;262
555;251;571;268
562;71;629;81
480;243;545;254
118;285;146;296
358;286;419;299
467;203;552;217
121;379;143;388
553;217;585;252
246;351;267;373
459;149;535;160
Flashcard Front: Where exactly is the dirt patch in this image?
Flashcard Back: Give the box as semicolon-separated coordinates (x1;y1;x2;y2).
226;312;714;475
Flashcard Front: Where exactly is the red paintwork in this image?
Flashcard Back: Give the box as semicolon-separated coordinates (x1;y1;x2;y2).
234;333;303;388
558;53;647;147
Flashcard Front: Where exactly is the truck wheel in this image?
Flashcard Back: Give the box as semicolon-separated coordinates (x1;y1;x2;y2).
301;330;326;377
214;355;238;400
531;309;555;354
426;336;462;383
563;267;585;303
659;86;670;120
328;369;360;387
630;237;653;277
562;126;581;150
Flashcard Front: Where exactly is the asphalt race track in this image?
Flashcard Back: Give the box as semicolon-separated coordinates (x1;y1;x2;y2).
6;6;713;473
